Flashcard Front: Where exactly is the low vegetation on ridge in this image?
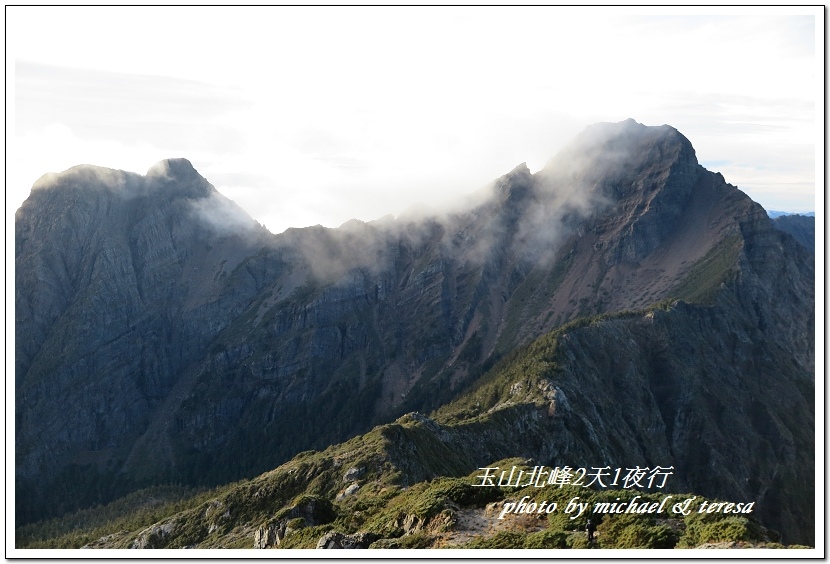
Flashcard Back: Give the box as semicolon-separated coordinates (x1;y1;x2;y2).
17;303;811;550
18;455;804;550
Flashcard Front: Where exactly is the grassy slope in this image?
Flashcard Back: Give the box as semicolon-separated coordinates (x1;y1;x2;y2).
18;453;803;549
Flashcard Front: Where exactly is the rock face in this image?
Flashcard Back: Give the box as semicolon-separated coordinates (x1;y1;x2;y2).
254;522;284;548
15;120;814;544
316;531;378;549
130;521;177;549
343;466;365;482
15;159;272;520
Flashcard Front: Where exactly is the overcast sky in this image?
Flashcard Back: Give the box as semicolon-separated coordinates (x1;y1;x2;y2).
7;6;822;235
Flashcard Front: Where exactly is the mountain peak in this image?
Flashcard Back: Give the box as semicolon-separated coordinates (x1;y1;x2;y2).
568;118;691;154
27;158;209;200
146;158;198;181
142;157;214;200
30;163;138;193
495;161;533;190
541;119;698;186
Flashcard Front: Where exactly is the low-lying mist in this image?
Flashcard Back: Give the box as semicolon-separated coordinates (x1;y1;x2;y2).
24;120;673;292
198;119;670;286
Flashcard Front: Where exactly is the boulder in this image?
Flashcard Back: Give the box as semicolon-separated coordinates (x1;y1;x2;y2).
316;531;378;549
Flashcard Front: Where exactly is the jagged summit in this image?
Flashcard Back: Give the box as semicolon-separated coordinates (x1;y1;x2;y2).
542;118;696;179
581;117;676;138
145;157;200;181
24;158;211;208
141;157;213;200
30;163;140;193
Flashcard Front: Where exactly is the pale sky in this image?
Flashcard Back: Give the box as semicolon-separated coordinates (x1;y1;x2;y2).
7;6;823;235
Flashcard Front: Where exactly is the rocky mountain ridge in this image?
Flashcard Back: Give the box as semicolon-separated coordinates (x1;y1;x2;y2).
15;120;814;544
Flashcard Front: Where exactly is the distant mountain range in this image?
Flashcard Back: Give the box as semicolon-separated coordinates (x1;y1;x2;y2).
767;210;814;218
15;119;815;548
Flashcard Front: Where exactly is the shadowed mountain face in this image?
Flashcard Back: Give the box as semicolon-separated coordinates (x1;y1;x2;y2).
772;214;815;253
15;120;814;543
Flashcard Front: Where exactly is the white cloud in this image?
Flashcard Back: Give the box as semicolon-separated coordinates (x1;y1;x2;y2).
7;7;821;234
